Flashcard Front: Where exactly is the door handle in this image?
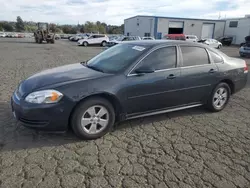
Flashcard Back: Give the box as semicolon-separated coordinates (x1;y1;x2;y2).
167;74;176;79
209;69;217;73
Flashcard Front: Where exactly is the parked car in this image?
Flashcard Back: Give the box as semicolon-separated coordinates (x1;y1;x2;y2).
6;33;18;38
198;39;222;49
55;34;61;40
11;40;248;140
0;32;6;37
17;33;25;38
185;35;198;42
77;34;109;47
239;42;250;57
240;36;250;47
217;36;233;46
71;34;89;42
106;36;141;47
163;34;186;41
142;37;155;40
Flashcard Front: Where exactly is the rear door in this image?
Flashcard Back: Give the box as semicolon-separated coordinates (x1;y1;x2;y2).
96;35;104;44
178;45;219;105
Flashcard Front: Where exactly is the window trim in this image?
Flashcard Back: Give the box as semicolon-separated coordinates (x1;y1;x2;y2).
127;45;179;77
179;45;211;68
229;21;238;28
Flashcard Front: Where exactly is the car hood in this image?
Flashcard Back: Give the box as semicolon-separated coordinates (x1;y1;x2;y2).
19;63;106;95
109;40;122;43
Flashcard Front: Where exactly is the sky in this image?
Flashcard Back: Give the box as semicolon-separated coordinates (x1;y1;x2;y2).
0;0;249;25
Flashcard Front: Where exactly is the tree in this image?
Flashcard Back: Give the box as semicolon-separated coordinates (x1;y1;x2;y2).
80;25;85;33
49;23;57;33
16;16;25;32
24;25;37;32
2;22;14;31
62;25;72;34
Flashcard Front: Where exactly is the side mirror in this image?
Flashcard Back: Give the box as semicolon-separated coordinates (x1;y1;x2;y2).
134;66;155;75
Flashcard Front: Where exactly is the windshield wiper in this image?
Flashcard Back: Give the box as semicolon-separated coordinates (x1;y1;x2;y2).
86;64;104;73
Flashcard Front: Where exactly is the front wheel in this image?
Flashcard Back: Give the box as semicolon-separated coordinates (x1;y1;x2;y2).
71;97;115;140
217;44;222;49
206;83;231;112
83;41;88;47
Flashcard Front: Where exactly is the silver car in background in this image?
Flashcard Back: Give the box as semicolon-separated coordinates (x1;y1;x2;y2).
239;43;250;57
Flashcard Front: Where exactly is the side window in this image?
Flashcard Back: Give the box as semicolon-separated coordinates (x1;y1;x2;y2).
181;46;209;67
137;47;177;71
208;50;223;63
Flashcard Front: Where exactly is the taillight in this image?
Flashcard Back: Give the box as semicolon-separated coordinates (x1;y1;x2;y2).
244;61;248;73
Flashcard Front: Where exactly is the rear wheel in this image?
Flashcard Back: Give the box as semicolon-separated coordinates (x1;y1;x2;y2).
71;97;115;140
101;41;107;47
206;83;231;112
217;44;222;49
83;42;88;47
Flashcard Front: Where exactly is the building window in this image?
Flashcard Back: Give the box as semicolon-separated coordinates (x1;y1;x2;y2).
127;32;130;36
229;21;238;28
144;33;150;37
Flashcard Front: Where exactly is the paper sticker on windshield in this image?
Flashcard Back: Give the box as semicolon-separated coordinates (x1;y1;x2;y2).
132;46;145;51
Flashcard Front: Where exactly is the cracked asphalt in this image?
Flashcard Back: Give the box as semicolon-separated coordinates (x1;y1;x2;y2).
0;38;250;188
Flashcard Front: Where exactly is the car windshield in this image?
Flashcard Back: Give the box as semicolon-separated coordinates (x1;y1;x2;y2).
85;43;149;74
116;36;125;41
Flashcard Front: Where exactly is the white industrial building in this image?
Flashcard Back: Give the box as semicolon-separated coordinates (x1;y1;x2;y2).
124;15;250;45
224;15;250;44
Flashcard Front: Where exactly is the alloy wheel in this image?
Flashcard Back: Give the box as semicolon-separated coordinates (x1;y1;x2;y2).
213;87;228;109
81;105;109;134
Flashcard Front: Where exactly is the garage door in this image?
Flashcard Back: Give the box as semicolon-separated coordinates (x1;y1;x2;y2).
169;21;184;28
201;23;215;39
168;21;184;34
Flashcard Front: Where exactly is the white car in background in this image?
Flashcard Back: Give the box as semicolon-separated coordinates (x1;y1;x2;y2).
202;38;222;49
142;37;155;40
77;34;109;47
185;35;198;42
0;32;6;37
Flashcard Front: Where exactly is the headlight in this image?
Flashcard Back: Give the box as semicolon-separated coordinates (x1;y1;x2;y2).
25;90;63;104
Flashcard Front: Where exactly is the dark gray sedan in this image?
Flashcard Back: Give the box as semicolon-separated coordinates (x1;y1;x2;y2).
11;41;248;139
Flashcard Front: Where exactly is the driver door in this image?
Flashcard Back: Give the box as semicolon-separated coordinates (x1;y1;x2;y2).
125;46;181;115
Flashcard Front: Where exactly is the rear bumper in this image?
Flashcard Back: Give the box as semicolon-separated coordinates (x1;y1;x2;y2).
11;92;75;132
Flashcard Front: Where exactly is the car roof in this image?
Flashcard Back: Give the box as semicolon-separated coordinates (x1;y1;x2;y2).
121;40;208;47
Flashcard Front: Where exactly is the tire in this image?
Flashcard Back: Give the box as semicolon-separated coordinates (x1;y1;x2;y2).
101;41;107;47
51;39;55;44
83;42;88;47
71;97;115;140
217;44;222;49
206;82;231;112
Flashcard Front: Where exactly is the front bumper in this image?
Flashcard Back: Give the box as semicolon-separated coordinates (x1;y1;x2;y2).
11;91;75;132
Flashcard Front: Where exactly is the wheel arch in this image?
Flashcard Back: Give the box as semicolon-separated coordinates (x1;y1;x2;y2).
219;79;235;94
68;92;123;127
